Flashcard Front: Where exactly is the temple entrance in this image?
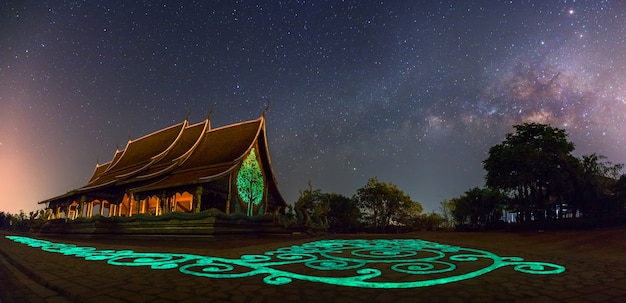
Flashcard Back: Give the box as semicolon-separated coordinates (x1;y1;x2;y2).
118;194;132;217
68;201;79;220
172;192;193;212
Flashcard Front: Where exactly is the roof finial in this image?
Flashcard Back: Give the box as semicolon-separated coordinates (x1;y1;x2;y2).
263;102;270;117
207;107;214;130
207;106;214;120
185;110;191;122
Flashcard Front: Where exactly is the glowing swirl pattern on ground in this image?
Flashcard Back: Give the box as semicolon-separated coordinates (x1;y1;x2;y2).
6;236;565;288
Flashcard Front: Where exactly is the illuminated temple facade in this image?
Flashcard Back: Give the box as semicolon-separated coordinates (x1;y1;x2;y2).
41;114;287;220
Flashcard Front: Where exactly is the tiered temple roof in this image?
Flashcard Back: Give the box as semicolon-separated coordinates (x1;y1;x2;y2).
41;114;286;217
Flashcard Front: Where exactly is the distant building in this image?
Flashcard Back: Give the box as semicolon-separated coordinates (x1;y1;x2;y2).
40;114;287;220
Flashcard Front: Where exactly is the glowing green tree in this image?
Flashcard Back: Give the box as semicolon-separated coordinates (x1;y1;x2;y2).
237;148;264;216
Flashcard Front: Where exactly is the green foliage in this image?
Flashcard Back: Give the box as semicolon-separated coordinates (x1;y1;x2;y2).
0;211;10;230
236;148;265;216
451;187;507;229
294;183;361;233
0;209;52;232
614;175;626;200
483;123;576;221
12;210;29;231
294;182;326;228
613;175;626;216
438;199;457;229
413;213;446;231
327;193;360;233
276;204;297;228
483;122;625;221
568;154;624;218
354;177;423;232
294;178;426;233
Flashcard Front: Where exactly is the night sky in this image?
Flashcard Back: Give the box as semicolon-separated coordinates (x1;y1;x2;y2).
2;1;625;215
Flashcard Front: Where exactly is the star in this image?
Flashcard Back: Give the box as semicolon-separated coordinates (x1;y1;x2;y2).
1;1;625;215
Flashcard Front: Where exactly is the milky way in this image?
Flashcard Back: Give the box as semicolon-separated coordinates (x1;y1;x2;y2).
1;1;625;214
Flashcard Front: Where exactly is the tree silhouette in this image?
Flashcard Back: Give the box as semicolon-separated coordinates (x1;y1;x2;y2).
483;123;575;221
354;177;422;232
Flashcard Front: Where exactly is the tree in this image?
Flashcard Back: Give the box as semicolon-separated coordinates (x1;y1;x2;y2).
0;208;53;232
354;177;422;232
237;148;265;216
0;211;10;230
294;184;360;232
7;210;29;231
451;197;470;227
277;204;297;228
451;187;507;228
438;199;457;229
613;174;626;217
327;193;360;233
415;212;446;231
294;182;324;227
568;154;623;217
483;123;575;221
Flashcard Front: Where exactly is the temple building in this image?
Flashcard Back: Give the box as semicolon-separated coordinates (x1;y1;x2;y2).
40;114;287;221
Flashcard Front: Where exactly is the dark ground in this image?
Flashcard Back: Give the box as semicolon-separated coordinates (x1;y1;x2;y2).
1;227;625;302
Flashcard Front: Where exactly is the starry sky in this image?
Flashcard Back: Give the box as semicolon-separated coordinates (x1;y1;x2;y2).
1;1;626;215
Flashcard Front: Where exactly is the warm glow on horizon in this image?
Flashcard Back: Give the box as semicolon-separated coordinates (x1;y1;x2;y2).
0;143;43;214
0;111;85;215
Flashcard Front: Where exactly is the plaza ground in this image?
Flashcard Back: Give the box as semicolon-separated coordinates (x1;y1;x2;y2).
1;227;625;302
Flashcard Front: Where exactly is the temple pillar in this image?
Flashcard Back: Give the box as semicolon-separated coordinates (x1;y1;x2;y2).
160;192;168;215
264;184;269;215
55;206;60;219
129;194;134;217
139;199;145;214
99;202;105;216
194;186;203;213
226;174;232;214
66;204;71;221
154;197;159;215
79;196;86;218
134;194;141;215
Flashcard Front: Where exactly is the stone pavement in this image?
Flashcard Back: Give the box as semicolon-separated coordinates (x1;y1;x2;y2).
1;228;625;303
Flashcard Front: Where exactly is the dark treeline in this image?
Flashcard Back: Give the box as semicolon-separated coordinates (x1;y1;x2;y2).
289;123;626;233
279;178;448;233
0;210;51;232
443;123;626;230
